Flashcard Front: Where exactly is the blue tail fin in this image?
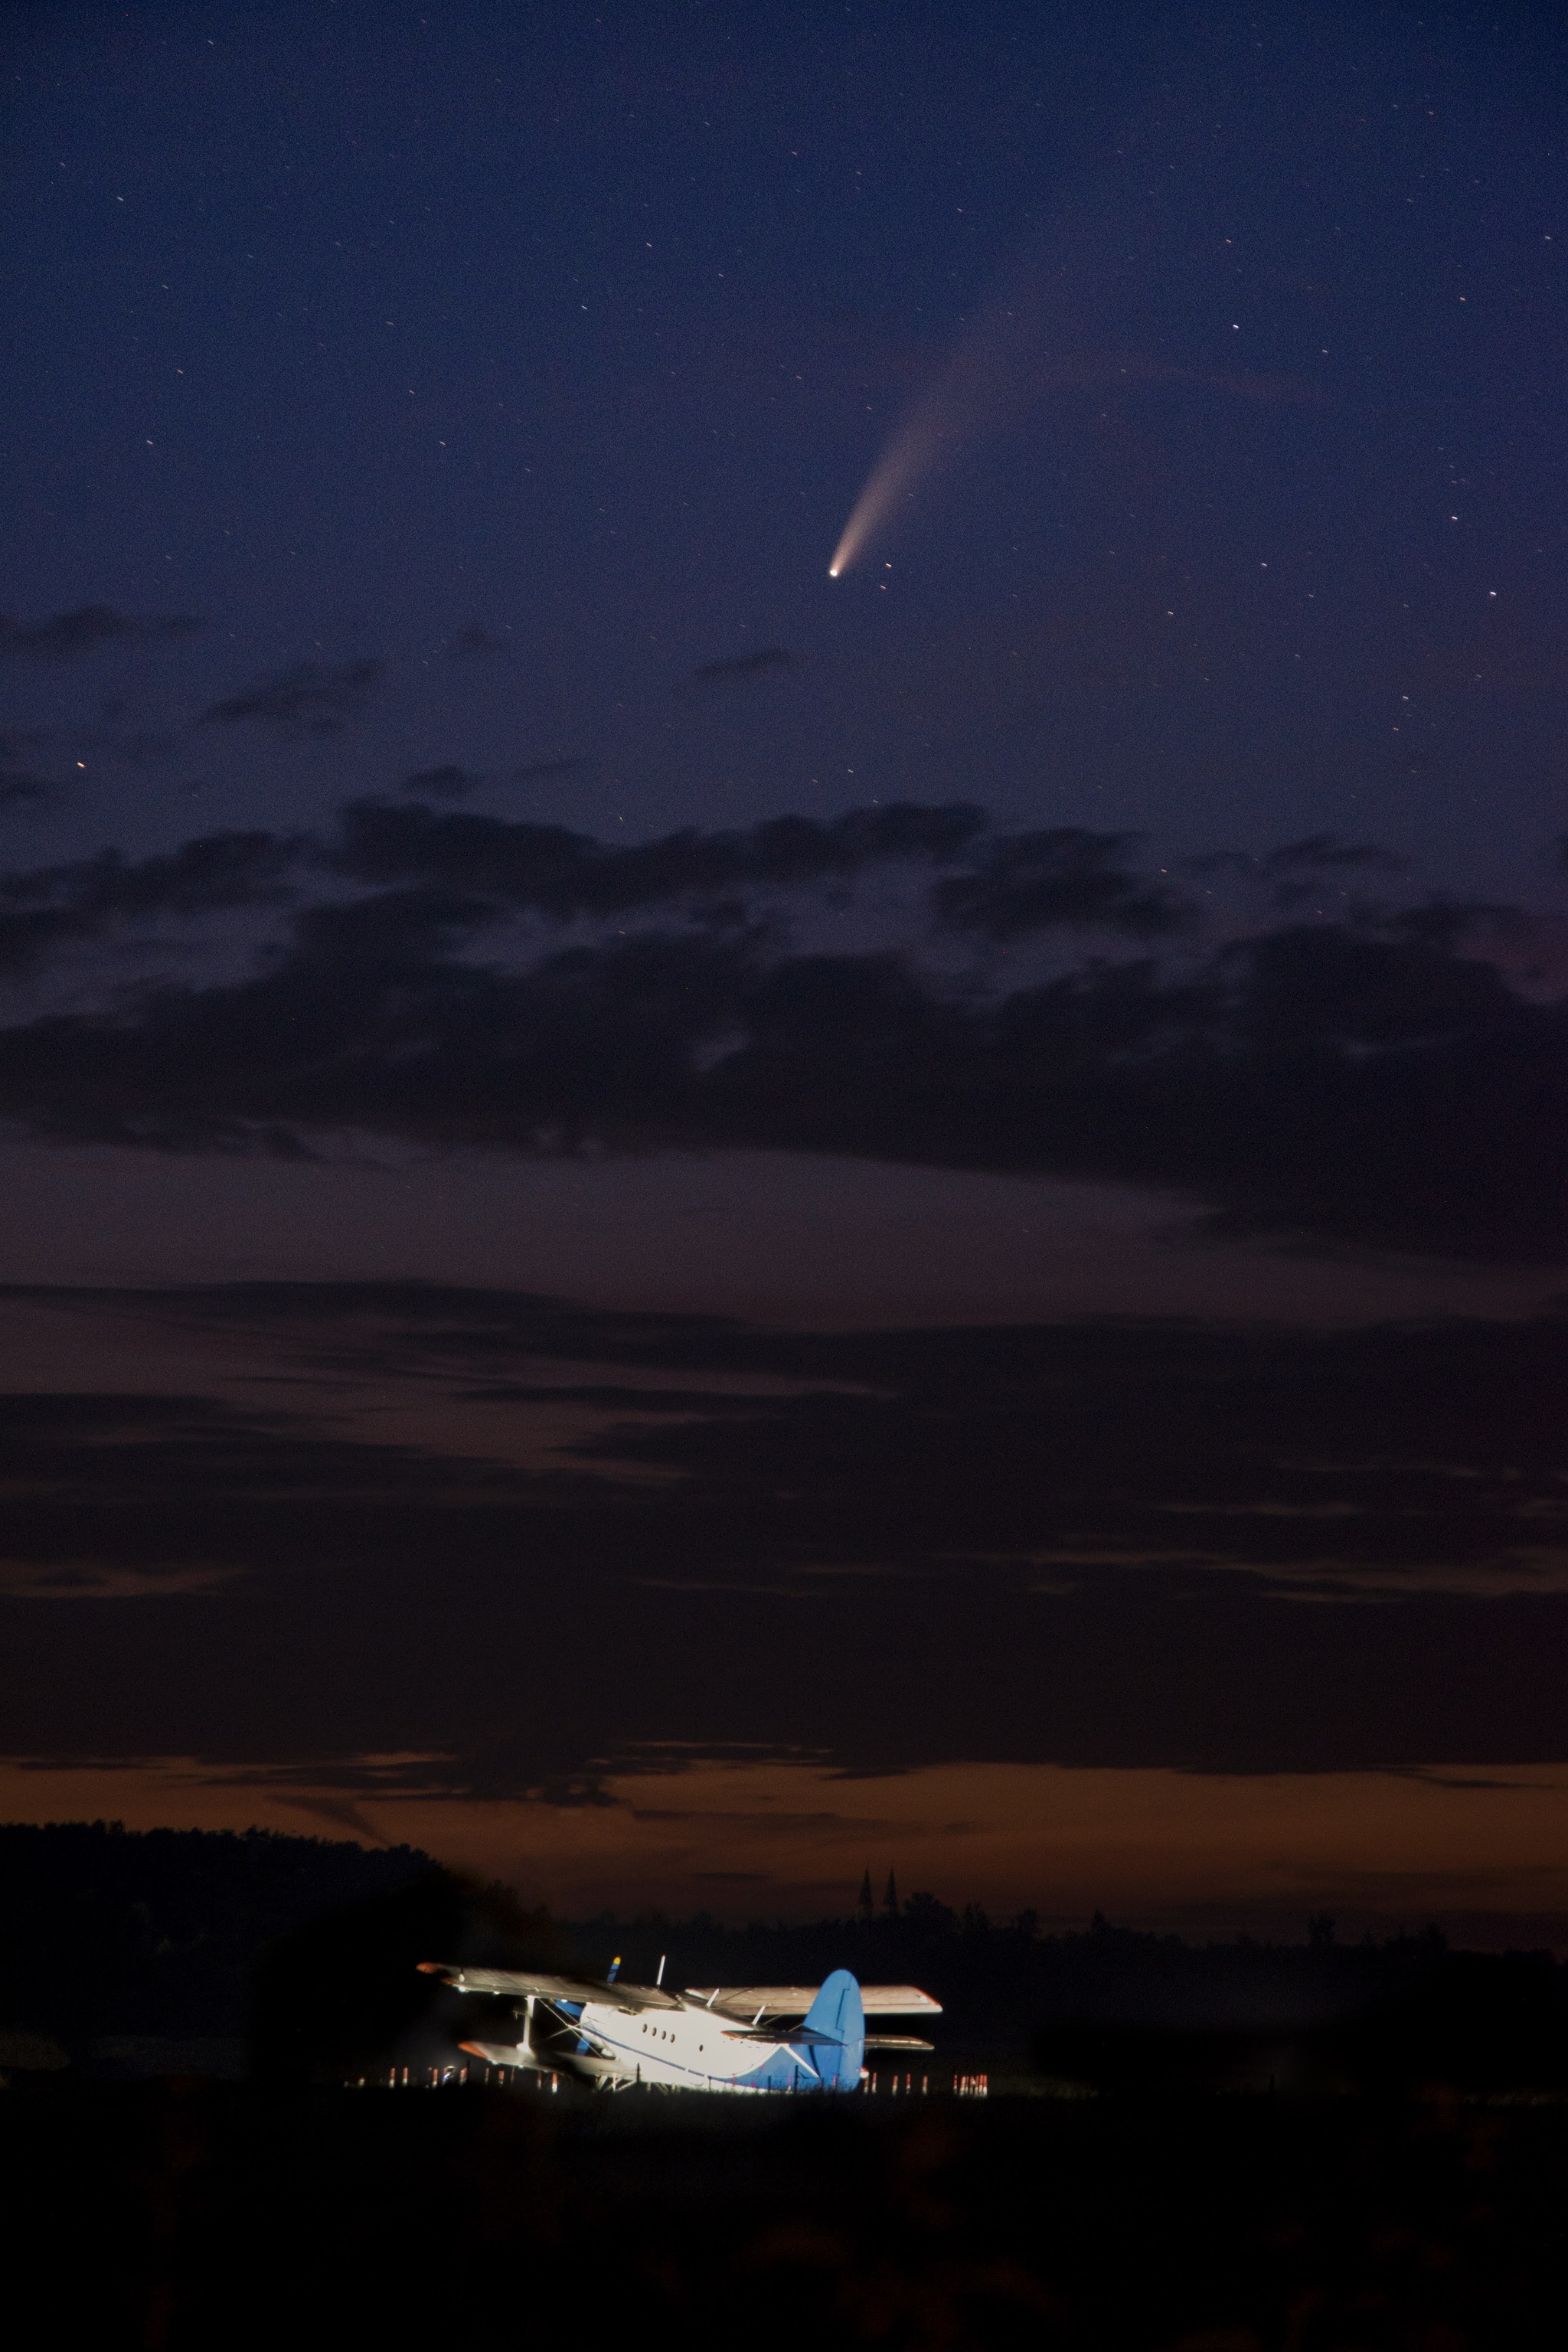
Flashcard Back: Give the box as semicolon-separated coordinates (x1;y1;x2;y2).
799;1968;864;2092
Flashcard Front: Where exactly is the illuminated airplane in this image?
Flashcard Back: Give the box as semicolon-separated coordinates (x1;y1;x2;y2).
417;1958;940;2093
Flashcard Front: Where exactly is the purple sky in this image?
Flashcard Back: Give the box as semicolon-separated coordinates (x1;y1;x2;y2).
2;0;1566;1938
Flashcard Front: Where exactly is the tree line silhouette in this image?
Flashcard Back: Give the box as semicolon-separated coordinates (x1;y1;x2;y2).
2;1823;1566;2095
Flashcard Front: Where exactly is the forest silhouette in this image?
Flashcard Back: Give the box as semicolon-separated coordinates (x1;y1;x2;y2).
2;1823;1564;2099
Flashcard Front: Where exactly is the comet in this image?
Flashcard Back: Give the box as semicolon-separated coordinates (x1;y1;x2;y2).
828;394;949;577
826;241;1326;580
827;291;1040;580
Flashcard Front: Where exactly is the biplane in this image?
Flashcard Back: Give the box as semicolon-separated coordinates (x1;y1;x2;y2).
417;1958;940;2092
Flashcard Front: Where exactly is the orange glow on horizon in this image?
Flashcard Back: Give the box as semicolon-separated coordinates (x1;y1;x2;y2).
2;1754;1566;1949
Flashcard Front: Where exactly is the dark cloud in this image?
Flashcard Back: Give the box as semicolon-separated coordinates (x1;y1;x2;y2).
199;659;383;737
0;831;305;972
1265;838;1411;915
0;905;83;974
0;769;58;808
688;647;799;688
933;828;1193;940
0;718;175;799
0;606;201;662
2;831;303;920
1;901;1564;1258
1188;838;1412;914
0;733;60;804
0;1287;1563;1785
332;798;987;913
399;765;481;800
1;799;1565;1259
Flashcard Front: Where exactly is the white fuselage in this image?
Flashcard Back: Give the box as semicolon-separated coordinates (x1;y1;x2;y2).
552;1994;828;2092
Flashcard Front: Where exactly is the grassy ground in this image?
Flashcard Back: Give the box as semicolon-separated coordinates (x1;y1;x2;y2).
2;2078;1564;2348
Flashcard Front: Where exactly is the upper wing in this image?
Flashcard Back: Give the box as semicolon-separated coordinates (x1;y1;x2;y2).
417;1962;684;2013
685;1983;942;2021
857;1984;943;2017
424;1965;941;2022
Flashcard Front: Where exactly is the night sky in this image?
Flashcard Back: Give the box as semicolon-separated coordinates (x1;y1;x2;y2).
2;1;1566;1942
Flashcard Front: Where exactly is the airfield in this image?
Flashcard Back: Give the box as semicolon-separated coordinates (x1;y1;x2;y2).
4;2076;1563;2347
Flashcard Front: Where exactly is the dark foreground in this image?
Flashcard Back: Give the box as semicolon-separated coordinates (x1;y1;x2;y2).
2;2082;1564;2350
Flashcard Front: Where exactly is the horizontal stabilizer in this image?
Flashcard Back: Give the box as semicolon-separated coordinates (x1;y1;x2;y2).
864;2036;936;2052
